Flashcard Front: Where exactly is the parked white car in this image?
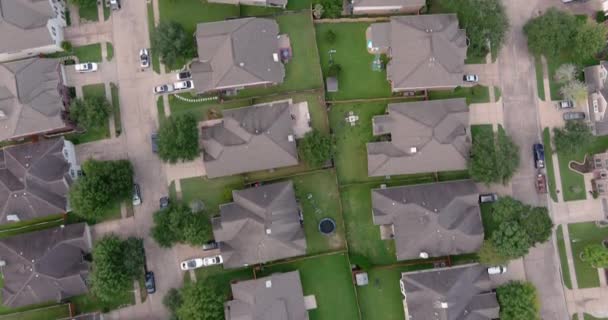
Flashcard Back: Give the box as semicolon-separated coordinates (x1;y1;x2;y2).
487;266;507;275
139;49;150;68
203;255;223;267
153;84;174;94
180;255;223;270
75;62;98;73
463;74;479;83
173;80;193;91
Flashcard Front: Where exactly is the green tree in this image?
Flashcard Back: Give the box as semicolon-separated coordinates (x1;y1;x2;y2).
497;281;540;320
491;196;528;224
553;121;595;154
158;113;199;163
151;204;211;247
554;63;577;83
572;21;608;63
580;244;608;268
69;96;112;129
440;0;509;58
491;221;531;258
164;288;182;320
495;126;520;184
478;240;511;266
122;237;145;278
90;235;139;302
176;282;225;320
69;160;133;220
313;0;341;18
298;129;333;167
469;128;497;184
152;21;195;68
560;80;588;103
524;8;578;57
520;207;553;245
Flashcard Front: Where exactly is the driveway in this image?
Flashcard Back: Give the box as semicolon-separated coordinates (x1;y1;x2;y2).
499;0;569;318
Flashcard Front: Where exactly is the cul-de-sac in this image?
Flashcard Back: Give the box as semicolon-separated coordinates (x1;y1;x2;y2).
2;0;608;319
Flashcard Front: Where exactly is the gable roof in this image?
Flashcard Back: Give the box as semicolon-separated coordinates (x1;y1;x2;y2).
201;101;298;178
0;223;92;308
0;138;71;224
212;181;306;268
371;180;483;260
584;62;608;135
367;98;470;176
0;0;56;54
0;58;66;141
370;14;467;91
226;271;308;320
400;264;499;320
192;17;285;93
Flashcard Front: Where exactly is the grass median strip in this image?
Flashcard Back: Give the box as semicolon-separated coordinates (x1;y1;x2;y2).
556;225;573;289
543;128;558;202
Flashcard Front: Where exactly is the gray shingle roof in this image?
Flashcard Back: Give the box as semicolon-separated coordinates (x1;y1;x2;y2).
0;138;71;224
367;98;470;176
201;101;298;178
0;58;66;141
400;264;499;320
0;0;56;53
213;181;306;269
371;180;483;260
225;271;308;320
0;223;92;308
192;17;285;94
370;14;467;91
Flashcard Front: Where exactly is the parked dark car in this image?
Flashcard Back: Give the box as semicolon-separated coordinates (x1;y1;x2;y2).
159;196;170;209
563;112;586;121
176;71;191;80
533;143;545;169
145;271;156;294
151;133;158;153
202;240;218;251
479;193;499;203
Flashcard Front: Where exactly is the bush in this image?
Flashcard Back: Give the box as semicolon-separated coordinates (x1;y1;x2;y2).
313;0;341;18
581;244;608;268
61;41;73;52
298;129;333;167
176;282;224;320
327;64;341;77
151;204;212;247
491;221;531;258
325;30;336;44
596;11;607;23
69;96;112;129
554;64;577;83
158;113;199;163
497;281;540;320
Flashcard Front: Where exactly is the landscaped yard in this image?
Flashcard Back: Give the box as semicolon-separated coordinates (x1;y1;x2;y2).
194;265;253;296
179;175;245;215
258;252;360;320
556;225;573;289
316;22;392;100
159;0;240;34
427;85;490;104
74;43;103;63
156;96;165;119
567;222;608;288
557;136;608;201
543;128;558;202
65;84;111;144
78;4;99;23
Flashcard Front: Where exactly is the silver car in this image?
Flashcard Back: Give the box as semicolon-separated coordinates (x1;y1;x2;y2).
139;49;150;68
563;112;585;121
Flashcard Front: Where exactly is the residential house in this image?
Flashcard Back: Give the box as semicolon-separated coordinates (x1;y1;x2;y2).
225;271;315;320
367;14;467;92
0;223;92;308
367;98;470;176
207;0;287;8
201;100;298;178
583;62;608;135
399;264;499;320
350;0;425;15
0;57;71;142
0;0;67;62
212;181;306;269
371;180;483;261
191;17;285;94
0;137;79;224
592;150;608;195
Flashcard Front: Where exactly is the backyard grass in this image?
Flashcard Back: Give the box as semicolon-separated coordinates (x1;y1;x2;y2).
70;287;136;314
240;4;283;16
535;55;546;101
194;265;253;296
543;128;558;202
78;4;99;22
66;84;110;144
179;175;245;215
557;136;608;201
556;225;573;289
106;42;114;61
147;2;161;74
427;85;491;104
357;263;435;320
159;0;239;35
316;22;392;100
258;252;360;320
74;43;102;63
568;222;608;288
0;304;70;320
110;83;121;136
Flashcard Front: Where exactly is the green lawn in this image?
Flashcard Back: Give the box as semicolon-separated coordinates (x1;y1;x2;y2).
287;0;312;9
156;96;165;119
316;22;392;100
357;263;435;320
78;4;99;22
240;4;283;17
66;84;111;144
70;287;135;314
568;222;608;288
106;42;114;61
159;0;239;35
546;54;573;101
556;225;573;289
74;43;102;63
427;85;491;104
258;252;360;320
543;128;558;202
180;175;245;215
0;304;70;320
534;55;546;101
194;265;253;296
557;136;608;201
110;83;121;136
147;2;161;74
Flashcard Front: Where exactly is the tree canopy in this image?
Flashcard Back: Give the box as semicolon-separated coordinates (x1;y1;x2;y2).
560;80;589;103
312;0;341;18
490;221;531;258
69;96;112;129
90;235;145;302
175;282;225;320
440;0;509;59
151;204;211;247
581;244;608;268
152;22;195;68
520;207;553;244
497;281;541;320
553;121;595;154
158;113;199;163
298;129;333;167
69;160;133;220
469;126;519;184
163;288;182;320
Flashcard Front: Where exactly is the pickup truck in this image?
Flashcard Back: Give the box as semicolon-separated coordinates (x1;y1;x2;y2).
536;173;547;194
